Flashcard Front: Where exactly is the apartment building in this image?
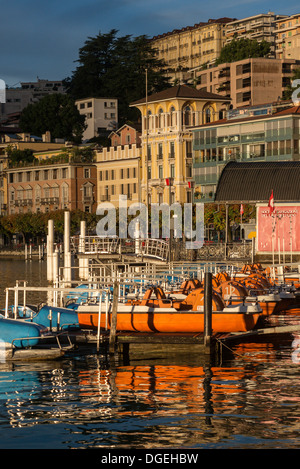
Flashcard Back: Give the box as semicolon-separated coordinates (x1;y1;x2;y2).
193;57;300;108
225;12;287;56
275;13;300;60
96;145;141;208
6;159;97;215
1;79;65;121
0;132;68;215
150;18;234;83
130;84;230;206
192;103;300;202
75;97;118;141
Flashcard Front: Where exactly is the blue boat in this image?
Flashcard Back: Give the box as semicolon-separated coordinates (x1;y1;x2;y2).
0;314;44;348
12;304;80;331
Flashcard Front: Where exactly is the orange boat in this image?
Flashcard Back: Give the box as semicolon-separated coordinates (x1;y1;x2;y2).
76;286;263;333
214;279;277;317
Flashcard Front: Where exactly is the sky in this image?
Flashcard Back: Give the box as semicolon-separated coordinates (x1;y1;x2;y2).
1;0;300;87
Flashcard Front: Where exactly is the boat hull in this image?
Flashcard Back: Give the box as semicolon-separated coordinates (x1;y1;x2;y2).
76;304;261;333
0;315;43;348
12;305;80;331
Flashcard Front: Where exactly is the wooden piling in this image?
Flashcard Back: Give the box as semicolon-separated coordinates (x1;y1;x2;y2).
204;272;212;350
109;281;119;354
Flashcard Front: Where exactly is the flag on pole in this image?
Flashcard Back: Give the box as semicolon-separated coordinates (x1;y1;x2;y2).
268;189;275;214
240;203;244;215
165;178;170;186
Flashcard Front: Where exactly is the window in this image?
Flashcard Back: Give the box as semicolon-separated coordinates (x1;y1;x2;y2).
170;142;175;158
183;105;192;126
147;145;151;161
158;143;163;159
83;184;92;197
53;186;59;198
170;106;176;126
26;187;33;199
159;165;163;179
35;186;41;200
84;168;91;178
158;108;164;128
62;184;68;202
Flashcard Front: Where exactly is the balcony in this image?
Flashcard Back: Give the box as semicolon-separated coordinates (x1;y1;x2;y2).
83;196;94;204
100;195;110;202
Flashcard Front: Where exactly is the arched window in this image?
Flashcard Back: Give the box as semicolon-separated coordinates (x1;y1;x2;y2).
145;109;152;131
170;106;176;126
158;108;164;128
183;105;192;126
203;105;214;124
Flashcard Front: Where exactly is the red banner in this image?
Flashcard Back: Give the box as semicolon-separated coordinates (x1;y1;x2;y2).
256;204;300;253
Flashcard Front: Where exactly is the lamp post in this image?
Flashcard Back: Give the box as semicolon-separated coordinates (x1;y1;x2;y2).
145;68;149;213
166;177;174;261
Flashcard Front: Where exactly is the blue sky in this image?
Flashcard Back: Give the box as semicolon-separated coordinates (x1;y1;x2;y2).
1;0;300;87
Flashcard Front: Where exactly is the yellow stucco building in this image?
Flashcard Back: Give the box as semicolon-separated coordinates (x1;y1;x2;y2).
130;84;230;206
150;18;234;84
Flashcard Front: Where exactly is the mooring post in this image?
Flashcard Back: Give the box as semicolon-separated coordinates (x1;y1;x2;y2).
47;219;54;282
204;272;212;351
109;281;119;355
64;211;72;284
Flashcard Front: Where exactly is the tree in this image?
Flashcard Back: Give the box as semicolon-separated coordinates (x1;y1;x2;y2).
64;30;171;125
6;147;35;166
215;37;271;65
19;94;86;143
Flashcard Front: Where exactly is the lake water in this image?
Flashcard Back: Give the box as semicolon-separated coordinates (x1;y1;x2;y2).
0;258;299;451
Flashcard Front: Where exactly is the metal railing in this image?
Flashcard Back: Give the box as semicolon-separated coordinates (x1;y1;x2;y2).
70;236;169;262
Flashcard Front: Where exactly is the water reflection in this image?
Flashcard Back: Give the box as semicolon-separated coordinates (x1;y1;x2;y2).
0;259;299;449
0;347;299;449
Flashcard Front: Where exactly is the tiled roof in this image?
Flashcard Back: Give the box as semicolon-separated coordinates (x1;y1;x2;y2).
214;161;300;203
130;85;230;106
151;18;236;40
